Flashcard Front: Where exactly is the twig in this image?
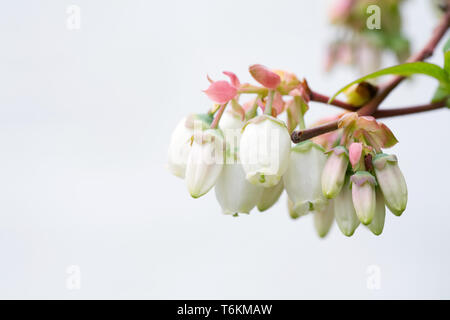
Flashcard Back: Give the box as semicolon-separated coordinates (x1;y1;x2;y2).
309;90;357;111
373;99;447;118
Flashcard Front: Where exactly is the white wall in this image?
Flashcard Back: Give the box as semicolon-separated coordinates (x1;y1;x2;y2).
0;0;448;299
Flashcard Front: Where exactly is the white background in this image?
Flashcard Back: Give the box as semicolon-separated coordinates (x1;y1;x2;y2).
0;0;449;299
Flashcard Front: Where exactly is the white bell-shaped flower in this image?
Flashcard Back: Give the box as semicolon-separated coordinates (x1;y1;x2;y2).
334;181;360;236
283;141;328;218
185;129;224;198
219;110;245;157
314;200;335;238
240;115;291;187
215;151;263;215
257;180;284;212
167;117;194;178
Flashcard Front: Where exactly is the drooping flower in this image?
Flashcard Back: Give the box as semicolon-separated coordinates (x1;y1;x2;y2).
314;200;335;238
257;180;284;212
167;115;211;178
283;141;328;218
321;146;349;198
219;110;245;157
334;180;360;236
373;153;408;216
185;129;224;198
239;115;291;187
215;151;263;215
367;188;386;236
350;171;377;225
167;117;194;179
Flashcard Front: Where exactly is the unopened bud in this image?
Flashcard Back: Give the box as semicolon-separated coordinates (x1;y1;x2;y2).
344;82;378;106
367;189;386;236
350;171;377;225
322;146;349;198
373;153;408;216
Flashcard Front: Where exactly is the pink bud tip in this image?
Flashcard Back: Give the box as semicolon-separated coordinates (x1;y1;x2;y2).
203;80;237;104
249;64;281;89
349;142;363;168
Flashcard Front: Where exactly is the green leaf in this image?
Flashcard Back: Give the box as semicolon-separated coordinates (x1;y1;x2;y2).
330;62;450;102
444;38;450;74
431;84;450;108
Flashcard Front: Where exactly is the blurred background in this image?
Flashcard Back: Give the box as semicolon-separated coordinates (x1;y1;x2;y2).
0;0;449;299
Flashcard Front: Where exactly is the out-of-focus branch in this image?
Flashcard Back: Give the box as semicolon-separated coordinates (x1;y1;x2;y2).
291;7;450;143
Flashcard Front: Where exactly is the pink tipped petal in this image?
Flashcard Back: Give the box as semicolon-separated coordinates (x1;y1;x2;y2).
349;142;363;168
223;71;240;88
249;64;281;89
203;80;237;104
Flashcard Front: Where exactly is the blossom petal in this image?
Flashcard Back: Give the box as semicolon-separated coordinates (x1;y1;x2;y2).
203;80;237;104
223;71;240;88
249;64;281;89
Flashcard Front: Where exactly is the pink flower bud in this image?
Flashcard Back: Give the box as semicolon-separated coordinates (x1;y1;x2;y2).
322;146;349;198
350;171;377;225
248;64;281;89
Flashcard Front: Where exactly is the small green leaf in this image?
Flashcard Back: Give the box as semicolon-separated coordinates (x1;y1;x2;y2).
444;38;450;74
431;84;449;103
330;62;450;102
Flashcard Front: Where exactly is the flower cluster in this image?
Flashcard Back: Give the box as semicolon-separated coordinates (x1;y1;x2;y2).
167;65;408;237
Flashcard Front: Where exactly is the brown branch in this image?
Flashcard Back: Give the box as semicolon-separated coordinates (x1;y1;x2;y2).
291;99;448;143
373;99;447;118
291;7;450;143
309;90;358;111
